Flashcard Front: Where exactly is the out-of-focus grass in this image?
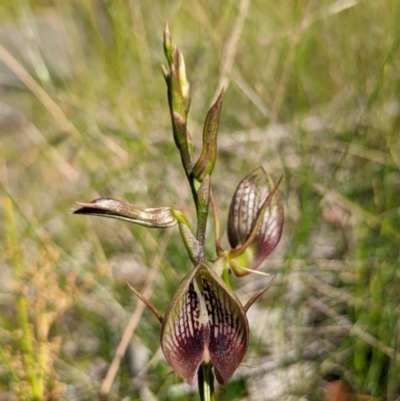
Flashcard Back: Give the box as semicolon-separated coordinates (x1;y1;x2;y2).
1;0;399;400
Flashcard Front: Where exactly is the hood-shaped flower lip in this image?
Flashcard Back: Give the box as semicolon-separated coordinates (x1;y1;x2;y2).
227;167;284;276
129;263;261;386
161;263;249;386
129;263;275;386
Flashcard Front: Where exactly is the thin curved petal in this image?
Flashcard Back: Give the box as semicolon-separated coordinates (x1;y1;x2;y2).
74;198;177;228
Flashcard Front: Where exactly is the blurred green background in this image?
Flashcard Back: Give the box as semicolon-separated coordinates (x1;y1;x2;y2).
1;0;399;400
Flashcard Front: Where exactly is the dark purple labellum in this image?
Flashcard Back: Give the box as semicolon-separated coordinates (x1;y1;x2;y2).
161;263;249;386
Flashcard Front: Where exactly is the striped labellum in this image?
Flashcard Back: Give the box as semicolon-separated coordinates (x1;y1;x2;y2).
227;167;284;276
128;263;275;386
161;263;248;386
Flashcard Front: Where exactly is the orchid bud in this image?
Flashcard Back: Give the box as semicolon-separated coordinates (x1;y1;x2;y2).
164;47;193;175
163;24;172;63
193;89;224;182
73;198;177;228
227;167;284;276
178;49;190;113
169;48;191;118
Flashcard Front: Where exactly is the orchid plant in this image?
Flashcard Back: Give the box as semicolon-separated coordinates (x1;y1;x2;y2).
74;26;284;401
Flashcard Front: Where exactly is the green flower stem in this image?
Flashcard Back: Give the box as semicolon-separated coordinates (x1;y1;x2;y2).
210;188;223;255
195;175;210;262
170;110;193;176
198;363;215;401
163;27;217;399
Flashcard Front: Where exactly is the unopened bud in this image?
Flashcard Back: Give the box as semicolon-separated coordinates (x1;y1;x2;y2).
227;167;284;276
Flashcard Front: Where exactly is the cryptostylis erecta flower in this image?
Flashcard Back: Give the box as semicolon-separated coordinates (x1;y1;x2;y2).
74;26;284;398
129;263;274;386
74;197;275;385
227;167;284;276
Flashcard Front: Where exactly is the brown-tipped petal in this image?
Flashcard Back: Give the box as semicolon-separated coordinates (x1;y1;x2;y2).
127;282;163;323
244;276;275;312
161;264;248;386
74;198;177;228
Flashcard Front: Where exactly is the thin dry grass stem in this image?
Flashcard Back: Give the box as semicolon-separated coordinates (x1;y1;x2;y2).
0;45;80;144
384;130;400;172
313;183;400;244
306;274;369;309
309;296;400;360
55;91;135;162
260;0;359;47
100;228;173;396
129;1;153;81
20;120;79;180
230;68;271;118
270;45;295;121
17;1;53;91
212;0;250;104
299;0;359;32
307;137;396;167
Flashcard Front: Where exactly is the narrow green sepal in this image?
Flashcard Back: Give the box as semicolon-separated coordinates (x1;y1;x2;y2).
196;175;210;262
172;111;193;174
74;198;177;228
172;210;201;262
127;282;163;323
161;65;170;83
